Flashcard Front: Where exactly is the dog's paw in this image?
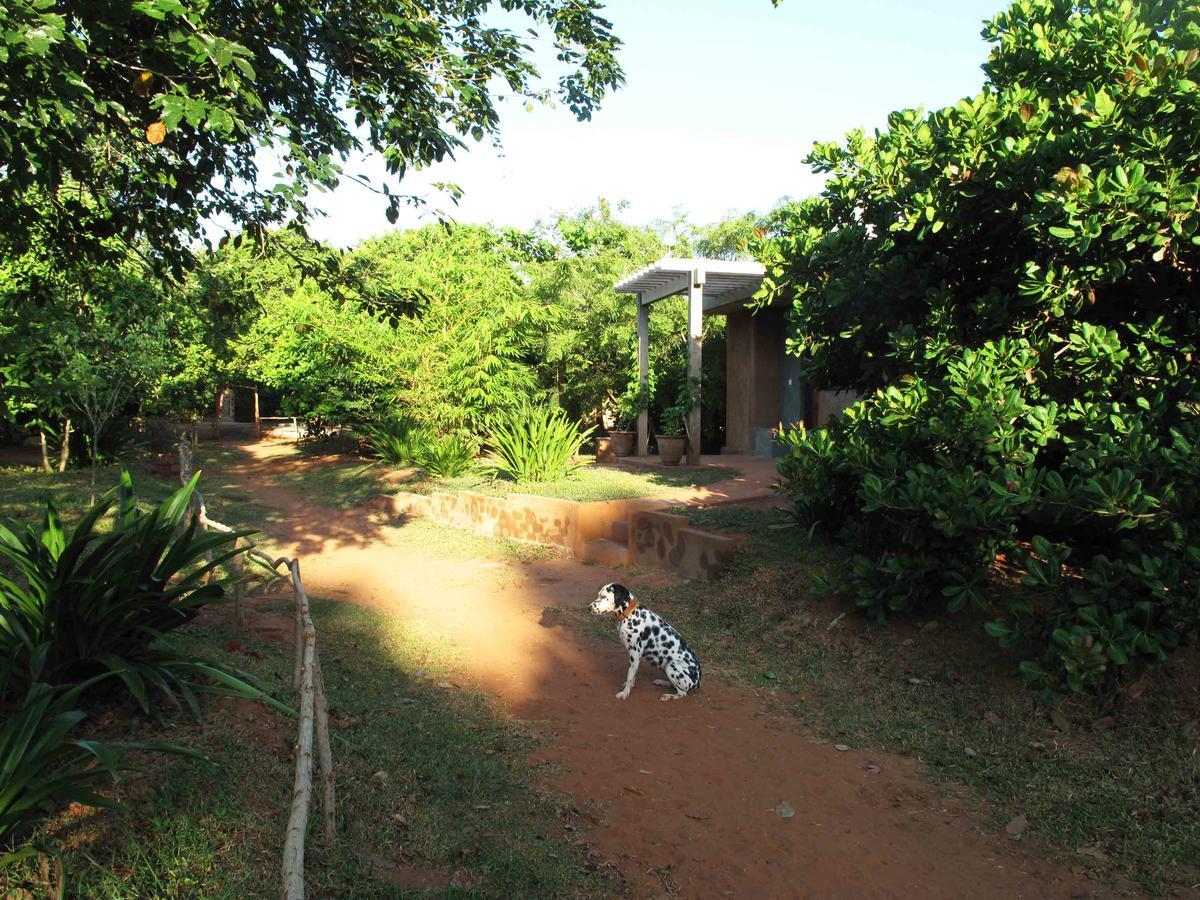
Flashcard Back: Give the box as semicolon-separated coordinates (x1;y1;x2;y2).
615;689;630;700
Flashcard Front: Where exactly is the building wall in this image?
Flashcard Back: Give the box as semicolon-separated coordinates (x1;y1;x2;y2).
723;306;861;457
723;307;785;454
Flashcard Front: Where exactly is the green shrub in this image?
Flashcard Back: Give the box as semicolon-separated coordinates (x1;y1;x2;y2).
487;403;595;483
763;0;1200;696
0;471;253;712
361;416;431;467
418;434;477;479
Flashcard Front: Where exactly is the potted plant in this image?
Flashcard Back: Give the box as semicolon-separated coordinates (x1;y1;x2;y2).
655;412;687;466
609;381;650;457
655;377;699;466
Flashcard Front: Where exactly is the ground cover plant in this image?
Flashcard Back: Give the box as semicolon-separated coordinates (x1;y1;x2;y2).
760;0;1200;696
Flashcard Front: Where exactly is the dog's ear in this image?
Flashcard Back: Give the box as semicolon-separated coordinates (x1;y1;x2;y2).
611;583;632;608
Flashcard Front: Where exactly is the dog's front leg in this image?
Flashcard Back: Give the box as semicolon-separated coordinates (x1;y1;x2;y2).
616;649;641;700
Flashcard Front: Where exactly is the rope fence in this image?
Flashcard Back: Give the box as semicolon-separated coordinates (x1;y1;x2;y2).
178;436;335;899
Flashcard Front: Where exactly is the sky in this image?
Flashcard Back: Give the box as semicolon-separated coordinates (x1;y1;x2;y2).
304;0;1008;248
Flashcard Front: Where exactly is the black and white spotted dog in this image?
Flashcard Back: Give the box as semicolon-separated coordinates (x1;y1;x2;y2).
589;583;702;701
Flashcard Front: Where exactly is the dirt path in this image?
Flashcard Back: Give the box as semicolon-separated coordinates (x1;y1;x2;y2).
222;440;1112;899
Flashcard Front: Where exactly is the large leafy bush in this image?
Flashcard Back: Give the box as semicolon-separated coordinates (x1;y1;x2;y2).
762;0;1200;695
487;403;595;483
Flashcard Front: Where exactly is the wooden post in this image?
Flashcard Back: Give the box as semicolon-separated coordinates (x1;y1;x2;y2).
281;560;316;900
637;299;650;457
254;388;262;438
687;268;704;466
214;387;223;440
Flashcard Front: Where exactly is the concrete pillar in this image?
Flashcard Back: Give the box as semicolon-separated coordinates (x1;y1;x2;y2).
637;299;650;456
687;268;704;466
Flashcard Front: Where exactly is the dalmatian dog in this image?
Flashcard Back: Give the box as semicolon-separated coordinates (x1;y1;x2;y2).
589;583;702;701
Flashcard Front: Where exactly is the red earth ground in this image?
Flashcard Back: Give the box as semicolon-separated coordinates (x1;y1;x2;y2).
218;438;1115;900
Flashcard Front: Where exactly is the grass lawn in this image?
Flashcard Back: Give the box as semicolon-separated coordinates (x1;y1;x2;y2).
409;462;738;503
615;505;1200;895
0;500;607;898
266;450;739;507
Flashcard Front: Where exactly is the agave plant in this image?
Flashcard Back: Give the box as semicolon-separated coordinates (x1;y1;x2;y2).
0;470;253;713
360;416;430;467
487;402;595;483
418;434;476;479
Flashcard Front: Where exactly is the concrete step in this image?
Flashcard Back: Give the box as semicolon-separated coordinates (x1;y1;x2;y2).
610;519;629;544
581;538;629;568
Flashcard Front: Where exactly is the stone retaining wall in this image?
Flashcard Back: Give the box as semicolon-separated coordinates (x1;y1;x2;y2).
370;490;742;581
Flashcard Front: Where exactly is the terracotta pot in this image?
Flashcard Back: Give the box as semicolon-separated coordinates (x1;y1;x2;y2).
656;435;687;466
608;430;636;457
595;436;616;463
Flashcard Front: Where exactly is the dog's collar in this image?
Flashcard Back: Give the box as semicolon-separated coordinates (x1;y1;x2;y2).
616;600;639;621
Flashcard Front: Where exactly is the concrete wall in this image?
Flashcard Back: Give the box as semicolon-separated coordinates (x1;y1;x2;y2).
371;491;744;581
628;507;744;582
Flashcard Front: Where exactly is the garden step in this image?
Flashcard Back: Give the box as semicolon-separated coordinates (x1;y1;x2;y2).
581;539;628;568
609;519;629;544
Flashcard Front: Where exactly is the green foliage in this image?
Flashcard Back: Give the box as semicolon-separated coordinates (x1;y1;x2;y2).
0;471;252;711
487;403;595;484
0;681;128;859
418;434;477;479
240;281;403;434
763;0;1200;695
361;416;430;467
346;224;554;432
0;0;623;273
528;202;670;425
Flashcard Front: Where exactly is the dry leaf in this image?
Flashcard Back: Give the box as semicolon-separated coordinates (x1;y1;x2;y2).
145;121;166;144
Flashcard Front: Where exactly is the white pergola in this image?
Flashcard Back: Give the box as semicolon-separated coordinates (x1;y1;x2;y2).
614;257;766;464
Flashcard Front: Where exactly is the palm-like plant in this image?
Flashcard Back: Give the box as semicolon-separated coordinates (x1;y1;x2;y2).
0;471;252;713
418;434;476;478
360;416;430;467
487;402;595;483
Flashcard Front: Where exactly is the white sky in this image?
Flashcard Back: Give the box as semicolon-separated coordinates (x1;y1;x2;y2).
302;0;1005;247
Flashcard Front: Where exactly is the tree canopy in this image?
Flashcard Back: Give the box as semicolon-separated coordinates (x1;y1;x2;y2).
0;0;623;272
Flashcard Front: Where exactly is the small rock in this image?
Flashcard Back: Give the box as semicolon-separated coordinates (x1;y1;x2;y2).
775;801;796;819
984;711;1003;726
399;697;417;705
908;677;923;685
437;681;456;690
864;763;881;775
920;621;939;634
1005;814;1028;837
392;813;408;827
371;770;390;784
834;743;850;752
964;747;977;758
1091;716;1115;733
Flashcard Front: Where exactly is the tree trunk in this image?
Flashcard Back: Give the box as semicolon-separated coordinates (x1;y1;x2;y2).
38;430;51;473
57;418;71;472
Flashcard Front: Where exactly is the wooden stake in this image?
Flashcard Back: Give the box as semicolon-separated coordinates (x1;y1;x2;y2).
282;559;318;900
313;651;336;844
